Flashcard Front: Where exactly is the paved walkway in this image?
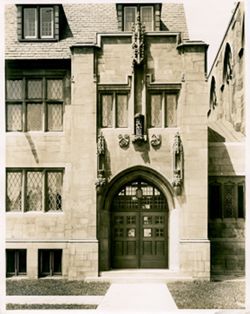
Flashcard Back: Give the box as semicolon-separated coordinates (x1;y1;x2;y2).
97;283;178;313
6;283;178;313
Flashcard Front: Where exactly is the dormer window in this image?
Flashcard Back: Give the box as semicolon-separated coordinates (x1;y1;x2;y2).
124;6;154;31
17;5;59;41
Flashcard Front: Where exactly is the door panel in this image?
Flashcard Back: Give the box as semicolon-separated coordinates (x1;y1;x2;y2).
140;212;168;268
112;212;139;268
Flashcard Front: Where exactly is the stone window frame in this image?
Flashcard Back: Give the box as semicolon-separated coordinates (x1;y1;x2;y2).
38;249;62;277
116;4;161;32
17;5;60;41
98;86;130;129
147;90;178;128
208;176;245;220
6;249;27;277
6;71;66;132
6;168;64;213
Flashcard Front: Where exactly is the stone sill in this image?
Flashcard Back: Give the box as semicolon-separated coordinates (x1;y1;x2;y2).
6;211;64;216
6;132;65;137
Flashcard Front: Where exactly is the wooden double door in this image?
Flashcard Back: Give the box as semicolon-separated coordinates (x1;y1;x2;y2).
111;181;168;269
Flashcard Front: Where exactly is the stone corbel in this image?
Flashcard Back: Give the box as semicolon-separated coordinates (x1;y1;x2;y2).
95;170;107;193
172;132;183;195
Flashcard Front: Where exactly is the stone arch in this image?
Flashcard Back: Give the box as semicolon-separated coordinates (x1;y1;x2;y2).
102;165;175;212
98;166;177;271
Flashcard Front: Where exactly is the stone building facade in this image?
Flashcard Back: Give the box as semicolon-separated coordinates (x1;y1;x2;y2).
208;2;245;277
5;2;244;280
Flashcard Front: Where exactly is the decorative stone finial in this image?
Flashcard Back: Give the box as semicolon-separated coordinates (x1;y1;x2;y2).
132;11;145;68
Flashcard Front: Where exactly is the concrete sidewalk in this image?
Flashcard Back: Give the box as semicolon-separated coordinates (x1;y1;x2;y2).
97;283;177;313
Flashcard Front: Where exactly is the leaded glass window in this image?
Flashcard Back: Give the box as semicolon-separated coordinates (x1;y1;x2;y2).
27;103;43;131
224;184;234;218
101;94;113;128
46;172;62;211
26;171;43;211
47;104;63;131
23;8;37;39
6;76;64;132
123;6;154;31
6;171;22;212
149;92;177;128
22;6;56;40
116;94;128;128
150;94;162;127
99;91;129;128
47;79;63;100
6;169;63;213
208;177;245;219
141;6;153;31
124;7;136;31
7;104;22;131
40;7;54;38
27;79;42;99
165;94;177;127
6;80;22;100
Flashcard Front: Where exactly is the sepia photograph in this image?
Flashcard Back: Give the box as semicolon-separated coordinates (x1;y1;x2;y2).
1;0;248;312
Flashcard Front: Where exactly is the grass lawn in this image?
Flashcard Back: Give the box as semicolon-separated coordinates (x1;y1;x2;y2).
167;280;245;309
7;304;97;310
6;279;245;309
6;279;110;296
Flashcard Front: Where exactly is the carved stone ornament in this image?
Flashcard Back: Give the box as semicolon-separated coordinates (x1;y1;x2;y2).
150;134;161;148
97;133;105;155
172;132;183;195
173;132;183;155
132;11;145;67
95;171;107;192
118;134;130;148
132;113;147;145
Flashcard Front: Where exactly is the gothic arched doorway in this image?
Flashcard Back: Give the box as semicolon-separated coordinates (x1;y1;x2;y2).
110;180;168;269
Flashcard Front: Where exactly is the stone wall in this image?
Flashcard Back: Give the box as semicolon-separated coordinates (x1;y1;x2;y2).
97;34;209;278
209;220;244;277
208;2;244;134
6;50;99;279
207;2;245;278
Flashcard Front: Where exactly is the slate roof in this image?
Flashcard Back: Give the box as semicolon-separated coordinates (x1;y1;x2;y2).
5;3;189;60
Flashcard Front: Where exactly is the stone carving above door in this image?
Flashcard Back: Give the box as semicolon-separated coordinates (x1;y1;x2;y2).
118;134;130;148
150;134;161;148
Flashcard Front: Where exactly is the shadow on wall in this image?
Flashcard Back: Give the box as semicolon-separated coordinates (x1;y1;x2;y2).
208;127;225;142
60;6;73;40
25;134;39;164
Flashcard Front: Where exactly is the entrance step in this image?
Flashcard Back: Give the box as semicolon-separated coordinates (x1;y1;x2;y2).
86;269;193;283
